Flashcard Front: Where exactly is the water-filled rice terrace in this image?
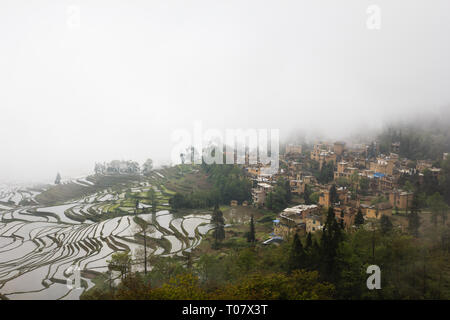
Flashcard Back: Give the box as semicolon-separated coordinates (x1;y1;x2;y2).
0;172;213;300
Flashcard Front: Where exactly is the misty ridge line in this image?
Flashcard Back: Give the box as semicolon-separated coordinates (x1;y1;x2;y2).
3;110;449;187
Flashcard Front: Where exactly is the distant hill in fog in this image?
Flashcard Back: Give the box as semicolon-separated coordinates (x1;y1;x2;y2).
377;111;450;160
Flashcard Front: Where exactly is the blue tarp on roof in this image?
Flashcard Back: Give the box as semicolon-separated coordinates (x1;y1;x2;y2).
374;172;385;178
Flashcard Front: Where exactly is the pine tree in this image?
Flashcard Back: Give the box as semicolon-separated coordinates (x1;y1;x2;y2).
380;215;393;234
211;204;225;247
308;238;321;271
55;172;61;185
142;159;153;176
303;184;312;205
427;192;449;227
135;199;140;214
288;233;305;272
354;208;364;227
329;184;338;205
247;214;256;243
284;179;292;203
408;193;421;237
320;206;343;282
148;188;158;214
305;232;313;249
266;192;273;210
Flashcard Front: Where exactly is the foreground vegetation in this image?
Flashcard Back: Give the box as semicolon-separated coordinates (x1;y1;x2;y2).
81;201;450;300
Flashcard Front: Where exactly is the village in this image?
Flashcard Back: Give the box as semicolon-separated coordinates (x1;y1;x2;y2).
235;141;448;243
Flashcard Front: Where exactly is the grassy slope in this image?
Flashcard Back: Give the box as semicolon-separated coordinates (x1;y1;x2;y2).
157;165;212;194
35;174;143;205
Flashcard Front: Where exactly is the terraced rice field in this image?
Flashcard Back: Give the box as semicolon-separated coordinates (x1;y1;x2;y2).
0;180;213;300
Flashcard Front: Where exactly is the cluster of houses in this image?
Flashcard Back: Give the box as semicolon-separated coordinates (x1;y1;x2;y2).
94;160;141;175
241;141;447;241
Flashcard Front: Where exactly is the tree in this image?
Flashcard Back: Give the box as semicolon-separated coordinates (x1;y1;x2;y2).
320;206;343;282
108;251;132;280
150;273;207;300
142;159;153;176
309;192;320;204
247;214;256;243
427;192;449;227
404;181;415;193
354;208;364;227
408;193;421;237
170;193;186;211
368;141;377;159
126;161;140;174
318;161;334;184
212;270;334;300
55;172;61;185
114;272;152;300
350;171;360;195
94;163;105;174
265;178;292;212
408;211;421;237
329;184;338;205
303;184;313;205
380;215;393;234
148;188;158;214
280;178;292;204
133;217;155;275
422;169;439;196
169;164;251;208
288;233;305;272
359;177;370;195
440;158;450;206
135;199;140;214
305;232;313;249
266;192;273;209
266;187;288;212
211;204;225;247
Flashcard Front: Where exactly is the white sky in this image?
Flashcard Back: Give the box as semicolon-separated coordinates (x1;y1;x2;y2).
0;0;449;183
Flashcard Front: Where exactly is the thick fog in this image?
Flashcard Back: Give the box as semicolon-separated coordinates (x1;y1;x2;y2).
0;0;449;184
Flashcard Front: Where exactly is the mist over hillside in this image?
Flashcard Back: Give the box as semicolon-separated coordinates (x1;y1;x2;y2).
375;108;450;160
283;107;450;155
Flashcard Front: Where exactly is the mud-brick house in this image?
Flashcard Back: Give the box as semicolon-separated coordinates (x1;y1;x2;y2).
333;206;356;230
286;144;303;155
319;186;350;209
360;202;392;219
289;179;305;195
319;188;331;208
273;204;319;239
389;190;413;210
305;215;323;233
251;183;273;207
333;141;345;156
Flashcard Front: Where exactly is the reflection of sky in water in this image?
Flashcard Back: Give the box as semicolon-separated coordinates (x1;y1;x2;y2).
0;197;211;299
